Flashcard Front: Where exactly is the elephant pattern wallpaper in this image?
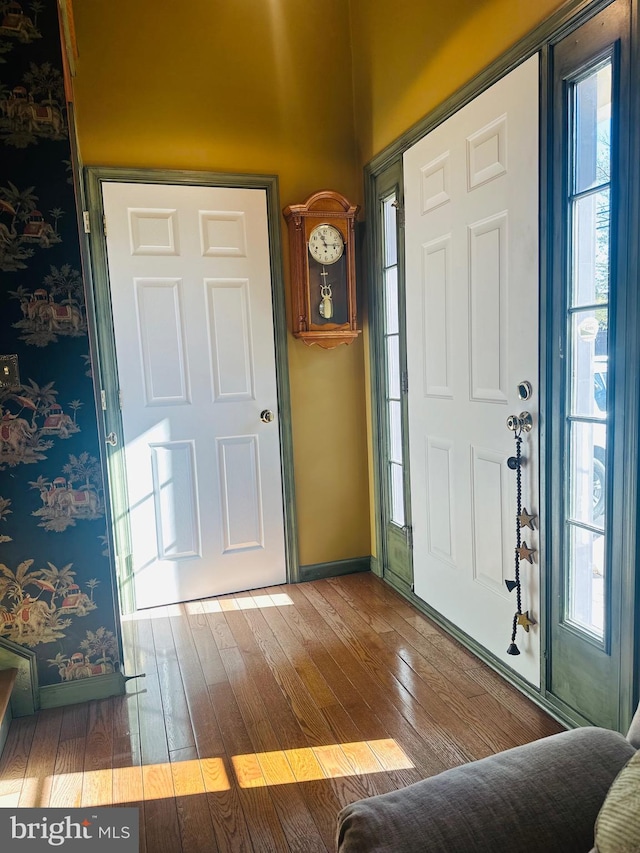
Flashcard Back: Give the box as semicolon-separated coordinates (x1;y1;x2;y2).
0;0;120;686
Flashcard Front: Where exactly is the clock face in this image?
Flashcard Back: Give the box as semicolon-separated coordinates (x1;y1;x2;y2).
308;223;344;265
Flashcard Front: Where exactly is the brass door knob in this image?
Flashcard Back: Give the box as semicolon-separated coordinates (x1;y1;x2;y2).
260;410;275;424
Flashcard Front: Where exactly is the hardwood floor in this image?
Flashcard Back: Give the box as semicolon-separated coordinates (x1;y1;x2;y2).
0;573;563;851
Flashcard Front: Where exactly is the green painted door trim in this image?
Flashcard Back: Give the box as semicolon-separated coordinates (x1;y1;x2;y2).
364;160;414;590
82;167;299;616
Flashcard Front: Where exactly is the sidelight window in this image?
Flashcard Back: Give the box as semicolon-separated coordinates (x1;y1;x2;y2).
564;59;612;638
382;194;405;527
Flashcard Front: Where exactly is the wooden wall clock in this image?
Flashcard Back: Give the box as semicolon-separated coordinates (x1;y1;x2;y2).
283;190;360;349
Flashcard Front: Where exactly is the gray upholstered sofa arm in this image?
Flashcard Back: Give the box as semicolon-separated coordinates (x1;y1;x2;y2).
336;727;635;853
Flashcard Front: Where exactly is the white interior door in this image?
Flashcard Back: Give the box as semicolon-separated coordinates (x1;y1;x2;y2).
102;182;286;609
403;57;540;684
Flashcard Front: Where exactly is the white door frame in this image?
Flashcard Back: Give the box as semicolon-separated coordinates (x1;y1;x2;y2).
82;167;298;614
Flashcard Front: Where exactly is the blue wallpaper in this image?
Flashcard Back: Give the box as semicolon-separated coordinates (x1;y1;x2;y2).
0;0;120;687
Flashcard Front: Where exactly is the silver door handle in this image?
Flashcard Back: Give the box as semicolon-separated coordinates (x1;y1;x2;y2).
105;431;118;446
260;410;274;424
506;412;533;434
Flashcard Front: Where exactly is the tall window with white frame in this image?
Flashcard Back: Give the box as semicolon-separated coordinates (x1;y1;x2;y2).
382;194;405;528
564;58;612;638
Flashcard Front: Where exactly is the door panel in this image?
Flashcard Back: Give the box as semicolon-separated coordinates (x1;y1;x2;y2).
102;182;286;609
404;56;540;684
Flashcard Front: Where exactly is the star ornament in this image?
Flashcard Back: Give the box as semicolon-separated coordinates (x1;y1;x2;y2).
517;611;536;632
518;508;537;530
517;542;536;564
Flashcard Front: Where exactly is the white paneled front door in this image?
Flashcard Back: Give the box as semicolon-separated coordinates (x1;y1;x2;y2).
102;182;286;609
403;57;540;684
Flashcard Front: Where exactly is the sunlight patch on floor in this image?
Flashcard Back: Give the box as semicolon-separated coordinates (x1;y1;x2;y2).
121;592;294;621
233;739;414;788
9;739;413;806
200;593;294;613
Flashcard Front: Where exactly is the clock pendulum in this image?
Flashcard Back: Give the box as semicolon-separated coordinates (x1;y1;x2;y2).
319;267;333;319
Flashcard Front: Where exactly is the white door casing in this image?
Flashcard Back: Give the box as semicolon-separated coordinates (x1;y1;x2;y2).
102;182;286;609
403;57;540;684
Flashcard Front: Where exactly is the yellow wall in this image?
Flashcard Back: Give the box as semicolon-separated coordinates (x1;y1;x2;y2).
349;0;566;165
72;0;370;566
73;0;570;570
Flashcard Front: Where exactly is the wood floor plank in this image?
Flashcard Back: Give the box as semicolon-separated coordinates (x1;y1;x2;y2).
131;615;181;853
335;574;488;699
317;580;496;760
300;581;473;768
168;607;227;757
184;602;229;686
111;690;146;852
238;603;388;810
285;583;443;785
170;746;220;853
0;573;565;853
151;612;196;753
218;643;328;853
0;714;37;804
49;736;85;808
18;707;64;807
221;604;345;850
208;680;291;853
81;698;114;807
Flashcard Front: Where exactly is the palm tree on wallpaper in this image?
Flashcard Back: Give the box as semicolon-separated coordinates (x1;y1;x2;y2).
49;207;63;234
0;559;44;605
28;474;51;493
20;379;58;423
68;400;83;424
23;61;64;106
62;452;101;491
40;562;76;605
29;1;44;28
80;627;118;665
0;182;38;230
85;578;100;601
44;264;83;305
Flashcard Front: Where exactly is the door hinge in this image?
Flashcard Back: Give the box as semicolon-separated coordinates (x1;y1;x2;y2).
404;524;413;549
103;214;107;236
83;210;90;233
118;389;123;409
401;370;409;394
100;389;107;411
